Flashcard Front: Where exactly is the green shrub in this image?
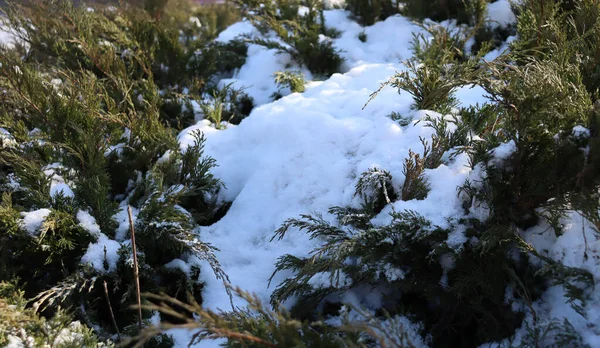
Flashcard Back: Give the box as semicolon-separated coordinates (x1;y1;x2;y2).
512;0;600;97
401;0;484;24
264;2;598;345
237;0;344;77
0;280;111;347
201;83;254;128
345;0;401;26
467;58;592;225
0;1;240;345
274;70;306;93
130;286;425;347
271;70;306;99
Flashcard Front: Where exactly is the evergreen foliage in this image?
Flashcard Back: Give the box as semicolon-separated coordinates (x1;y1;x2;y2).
274;70;306;94
345;0;400;26
0;280;113;347
236;0;344;77
262;0;600;347
201;83;254;129
2;0;600;347
0;0;240;345
401;0;483;24
271;70;306;100
130;286;425;347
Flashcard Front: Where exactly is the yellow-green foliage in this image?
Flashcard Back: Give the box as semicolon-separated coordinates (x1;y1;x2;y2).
0;281;111;347
0;1;243;345
237;0;344;77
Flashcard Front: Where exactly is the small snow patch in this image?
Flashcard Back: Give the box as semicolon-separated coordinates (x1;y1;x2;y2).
77;210;101;236
20;209;52;235
572;125;591;139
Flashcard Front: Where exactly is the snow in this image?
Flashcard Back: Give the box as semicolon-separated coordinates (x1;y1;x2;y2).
218;44;301;106
520;211;600;347
323;0;346;9
165;258;192;274
115;205;138;241
20;209;51;236
79;210;121;273
171;11;515;347
0;127;17;148
573;125;591;139
490;140;517;166
50;182;75;199
308;271;351;288
77;210;101;236
0;25;18;48
8;1;597;345
215;21;258;43
177;4;597;345
80;233;121;273
487;0;517;29
44;163;75;199
326;11;422;70
189;16;202;28
214;11;424;108
179;62;486;330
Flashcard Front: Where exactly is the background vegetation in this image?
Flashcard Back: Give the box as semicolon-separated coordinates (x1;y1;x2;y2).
1;0;599;347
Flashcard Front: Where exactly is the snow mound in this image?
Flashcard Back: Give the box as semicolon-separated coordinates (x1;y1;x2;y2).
179;61;486;316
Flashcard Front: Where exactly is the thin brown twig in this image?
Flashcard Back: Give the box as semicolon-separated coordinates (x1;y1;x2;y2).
103;280;121;340
128;205;144;334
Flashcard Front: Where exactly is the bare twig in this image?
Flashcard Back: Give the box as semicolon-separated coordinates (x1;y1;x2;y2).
128;205;144;333
103;280;121;340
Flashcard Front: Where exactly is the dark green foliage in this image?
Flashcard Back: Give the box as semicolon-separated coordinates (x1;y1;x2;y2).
274;70;306;93
355;168;397;214
401;0;484;24
2;0;600;347
401;150;429;200
0;280;111;347
358;30;367;42
2;0;247;131
365;22;484;114
345;0;400;26
0;0;239;345
268;160;590;346
201;84;254;128
238;0;344;77
512;0;600;97
371;58;461;113
271;70;306;100
466;59;592;226
419;113;471;168
188;40;249;81
265;1;599;346
520;318;590;348
196;3;242;40
269;197;547;346
131;286;424;347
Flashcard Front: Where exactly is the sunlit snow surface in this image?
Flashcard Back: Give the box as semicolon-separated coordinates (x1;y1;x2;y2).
3;4;598;347
175;9;487;348
173;8;600;348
